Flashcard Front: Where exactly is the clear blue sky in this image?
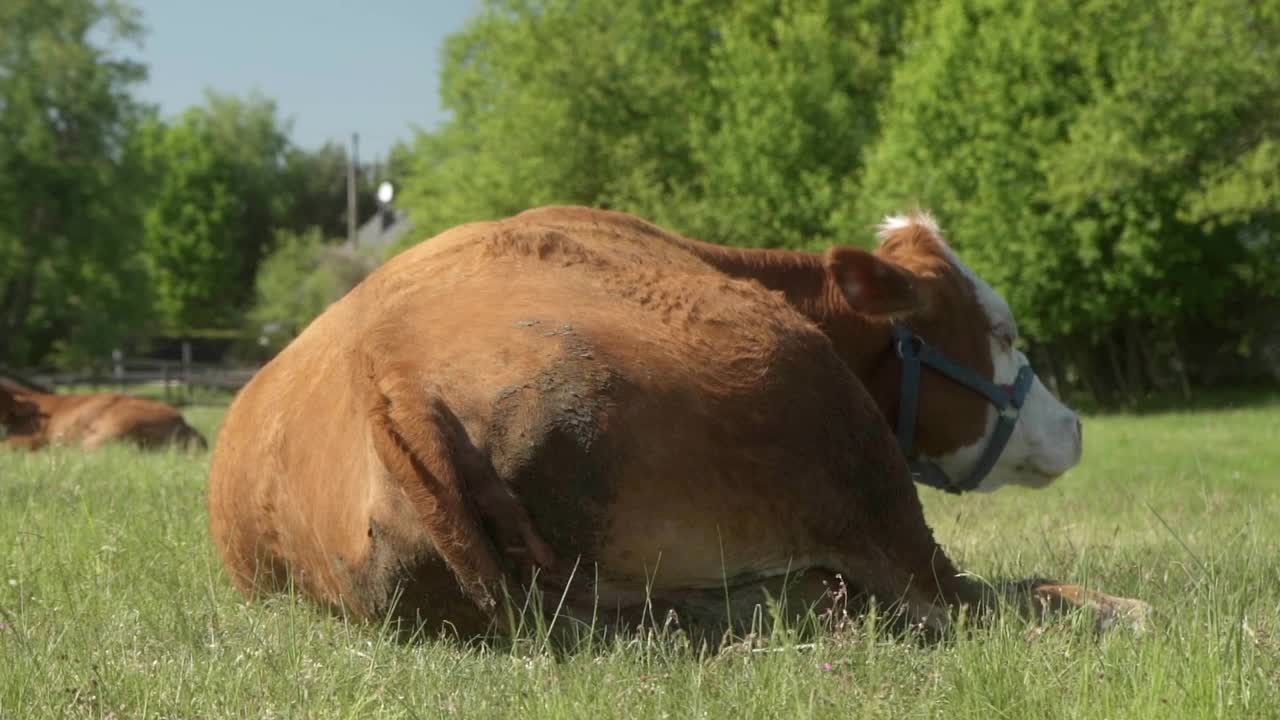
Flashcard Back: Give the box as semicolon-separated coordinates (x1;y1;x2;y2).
128;0;484;162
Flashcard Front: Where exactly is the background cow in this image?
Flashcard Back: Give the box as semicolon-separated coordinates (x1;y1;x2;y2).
0;379;207;451
208;207;1147;641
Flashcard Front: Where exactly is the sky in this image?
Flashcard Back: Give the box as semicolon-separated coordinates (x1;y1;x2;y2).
127;0;484;162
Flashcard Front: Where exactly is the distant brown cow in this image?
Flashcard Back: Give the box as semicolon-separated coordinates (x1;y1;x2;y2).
0;379;206;451
208;206;1147;640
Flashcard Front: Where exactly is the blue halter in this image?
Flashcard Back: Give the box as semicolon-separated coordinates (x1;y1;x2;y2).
891;323;1036;494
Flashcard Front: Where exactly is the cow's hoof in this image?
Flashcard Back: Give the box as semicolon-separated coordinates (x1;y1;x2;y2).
1092;594;1153;634
1015;581;1155;634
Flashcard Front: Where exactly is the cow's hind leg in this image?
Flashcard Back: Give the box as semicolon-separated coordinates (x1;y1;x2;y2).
368;377;556;636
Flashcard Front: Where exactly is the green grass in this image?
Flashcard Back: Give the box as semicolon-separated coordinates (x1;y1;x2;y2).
2;395;1279;719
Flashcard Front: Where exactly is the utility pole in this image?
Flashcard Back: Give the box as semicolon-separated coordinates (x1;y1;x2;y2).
347;132;359;248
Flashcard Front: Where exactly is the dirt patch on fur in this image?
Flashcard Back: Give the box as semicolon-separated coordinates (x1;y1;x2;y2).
486;320;620;560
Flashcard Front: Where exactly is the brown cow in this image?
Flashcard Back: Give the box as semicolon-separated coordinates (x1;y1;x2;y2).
0;379;207;451
208;206;1148;641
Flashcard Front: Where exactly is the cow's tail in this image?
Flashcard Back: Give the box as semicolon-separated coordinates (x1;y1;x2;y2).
367;371;557;628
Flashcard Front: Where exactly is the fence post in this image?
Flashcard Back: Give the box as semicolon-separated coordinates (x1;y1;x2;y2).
162;362;171;403
181;341;193;403
112;348;124;392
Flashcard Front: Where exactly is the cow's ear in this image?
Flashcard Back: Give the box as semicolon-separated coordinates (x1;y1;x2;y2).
824;246;921;317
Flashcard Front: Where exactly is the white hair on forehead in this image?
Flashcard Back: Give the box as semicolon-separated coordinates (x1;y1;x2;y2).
876;211;1017;334
876;211;944;245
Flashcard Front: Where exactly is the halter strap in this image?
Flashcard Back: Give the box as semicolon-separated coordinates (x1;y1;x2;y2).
891;324;1036;493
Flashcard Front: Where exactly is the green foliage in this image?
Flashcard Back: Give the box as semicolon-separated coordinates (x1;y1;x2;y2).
136;92;294;331
0;2;381;367
0;0;151;366
2;0;1276;393
853;0;1280;352
246;228;374;354
395;0;1280;397
397;0;914;251
680;0;908;248
281;141;380;241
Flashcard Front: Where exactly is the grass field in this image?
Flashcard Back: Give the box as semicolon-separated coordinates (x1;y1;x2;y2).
2;391;1278;719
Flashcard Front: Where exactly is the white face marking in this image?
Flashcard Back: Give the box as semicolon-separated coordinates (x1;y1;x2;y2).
942;246;1017;341
882;213;1082;491
924;337;1083;492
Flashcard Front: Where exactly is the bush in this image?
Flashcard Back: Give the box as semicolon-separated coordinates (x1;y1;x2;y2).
245;228;376;357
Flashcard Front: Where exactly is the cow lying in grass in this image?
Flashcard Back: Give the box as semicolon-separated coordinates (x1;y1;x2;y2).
0;379;207;451
208;206;1149;641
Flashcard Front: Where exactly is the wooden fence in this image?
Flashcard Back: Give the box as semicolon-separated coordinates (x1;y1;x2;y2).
11;344;260;405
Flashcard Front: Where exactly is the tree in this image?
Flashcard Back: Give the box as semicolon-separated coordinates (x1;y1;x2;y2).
136;92;293;331
852;0;1280;395
281;142;380;241
0;0;151;366
395;0;915;252
246;228;375;355
677;0;909;249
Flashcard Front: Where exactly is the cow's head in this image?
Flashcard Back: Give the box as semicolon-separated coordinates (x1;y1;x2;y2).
823;212;1081;492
